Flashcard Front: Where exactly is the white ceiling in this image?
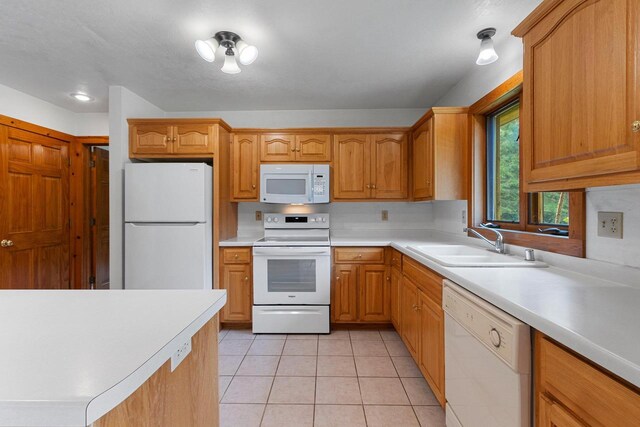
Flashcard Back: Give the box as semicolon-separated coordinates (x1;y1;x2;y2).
0;0;540;113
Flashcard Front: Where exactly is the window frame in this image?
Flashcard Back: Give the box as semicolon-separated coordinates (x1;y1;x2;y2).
467;71;586;257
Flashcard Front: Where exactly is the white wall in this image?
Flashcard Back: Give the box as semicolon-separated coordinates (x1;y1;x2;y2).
0;83;109;135
108;86;165;289
166;108;425;128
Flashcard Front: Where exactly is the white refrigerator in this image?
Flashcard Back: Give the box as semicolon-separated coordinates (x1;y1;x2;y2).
124;163;213;290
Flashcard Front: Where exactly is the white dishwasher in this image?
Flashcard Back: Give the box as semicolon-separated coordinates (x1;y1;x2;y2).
443;280;531;427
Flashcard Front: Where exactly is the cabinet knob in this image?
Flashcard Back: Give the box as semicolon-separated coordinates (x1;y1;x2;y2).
371;184;376;189
366;184;371;189
244;276;249;281
291;147;296;152
633;121;640;133
252;184;256;189
1;239;14;248
386;276;390;281
234;254;239;259
336;276;340;280
357;254;362;258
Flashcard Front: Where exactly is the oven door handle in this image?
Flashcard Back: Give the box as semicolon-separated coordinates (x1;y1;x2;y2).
253;247;331;256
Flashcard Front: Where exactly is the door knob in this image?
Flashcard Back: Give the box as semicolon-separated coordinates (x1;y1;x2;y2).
1;239;14;247
633;121;640;133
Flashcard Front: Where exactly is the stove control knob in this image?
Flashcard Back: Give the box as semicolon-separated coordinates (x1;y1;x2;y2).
274;218;279;223
489;328;501;348
266;217;272;223
321;218;327;223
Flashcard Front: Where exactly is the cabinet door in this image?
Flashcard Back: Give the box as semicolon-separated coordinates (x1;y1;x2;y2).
412;119;433;199
518;0;640;190
419;291;445;405
296;134;331;161
220;264;252;322
173;124;213;154
538;394;586;427
260;134;296;162
333;134;371;199
358;265;390;322
390;267;402;331
332;264;358;322
372;134;408;199
232;134;259;200
401;277;420;357
130;124;172;155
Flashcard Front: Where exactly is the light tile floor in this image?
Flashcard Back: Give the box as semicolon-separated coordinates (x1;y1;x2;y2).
218;328;445;427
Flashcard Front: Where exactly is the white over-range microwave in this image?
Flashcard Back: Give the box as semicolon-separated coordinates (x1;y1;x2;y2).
260;164;330;204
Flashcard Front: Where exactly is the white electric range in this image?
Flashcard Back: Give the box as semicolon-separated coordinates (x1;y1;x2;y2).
252;213;331;334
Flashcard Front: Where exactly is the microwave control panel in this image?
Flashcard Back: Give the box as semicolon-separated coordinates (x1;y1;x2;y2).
312;165;330;203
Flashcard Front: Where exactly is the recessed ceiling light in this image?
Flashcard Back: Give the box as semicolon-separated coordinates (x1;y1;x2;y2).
70;92;93;102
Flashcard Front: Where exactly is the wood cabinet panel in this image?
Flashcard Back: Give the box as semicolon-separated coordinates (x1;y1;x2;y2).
514;0;640;190
222;247;251;264
390;266;402;330
333;134;371;199
538;394;586;427
402;256;442;306
260;134;296;162
401;276;420;358
419;290;445;406
334;247;385;264
412;118;434;199
130;124;172;155
535;332;640;427
173;124;213;154
389;248;403;270
372;134;408;199
332;264;358;322
296;134;331;161
231;133;259;200
358;265;390;322
220;263;252;322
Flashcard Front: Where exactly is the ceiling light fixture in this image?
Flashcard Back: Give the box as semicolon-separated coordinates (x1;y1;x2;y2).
475;28;499;65
70;92;93;102
195;31;258;74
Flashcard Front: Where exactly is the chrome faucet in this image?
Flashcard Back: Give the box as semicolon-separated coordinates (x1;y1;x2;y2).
463;226;506;254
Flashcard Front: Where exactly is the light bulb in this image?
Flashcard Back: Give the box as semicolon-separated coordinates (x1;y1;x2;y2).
235;40;259;65
476;37;498;65
195;38;219;62
221;53;241;74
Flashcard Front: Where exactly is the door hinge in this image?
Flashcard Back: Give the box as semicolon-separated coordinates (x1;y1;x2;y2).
90;160;96;168
90;218;96;226
89;276;96;290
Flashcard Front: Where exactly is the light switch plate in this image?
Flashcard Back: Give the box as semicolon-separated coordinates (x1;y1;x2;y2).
381;210;389;221
171;338;192;372
597;211;623;239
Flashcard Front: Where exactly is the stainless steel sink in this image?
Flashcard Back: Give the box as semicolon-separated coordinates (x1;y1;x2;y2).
407;244;547;268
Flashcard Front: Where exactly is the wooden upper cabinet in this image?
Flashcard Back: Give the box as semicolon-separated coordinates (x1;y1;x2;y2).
231;133;259;200
411;108;467;200
412;119;434;199
333;134;371;199
296;134;331;161
173;124;213;154
260;134;296;162
130;124;172;155
513;0;640;191
372;134;408;199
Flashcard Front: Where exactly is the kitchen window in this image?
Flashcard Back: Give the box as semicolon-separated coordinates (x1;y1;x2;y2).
468;71;585;257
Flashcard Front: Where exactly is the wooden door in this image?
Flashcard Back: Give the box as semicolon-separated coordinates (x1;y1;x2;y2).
0;127;70;289
332;264;358;322
413;118;433;199
333;134;371;199
220;264;252;322
231;134;259;200
91;147;110;289
295;134;331;161
372;134;408;199
359;265;390;322
130;124;172;155
538;395;586;427
401;277;420;357
419;291;445;405
516;0;640;190
173;124;213;154
260;134;296;162
390;267;402;331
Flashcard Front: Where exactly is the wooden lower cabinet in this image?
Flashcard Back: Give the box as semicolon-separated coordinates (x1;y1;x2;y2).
219;248;252;323
390;266;402;330
358;264;390;322
333;264;359;322
418;290;445;406
535;332;640;427
400;276;420;358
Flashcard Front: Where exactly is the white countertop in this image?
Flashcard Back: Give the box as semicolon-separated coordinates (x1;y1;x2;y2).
220;230;640;387
0;290;227;427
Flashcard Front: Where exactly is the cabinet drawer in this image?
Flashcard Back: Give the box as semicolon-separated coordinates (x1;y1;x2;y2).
389;249;402;270
334;247;385;264
536;333;640;427
402;256;442;306
222;248;251;264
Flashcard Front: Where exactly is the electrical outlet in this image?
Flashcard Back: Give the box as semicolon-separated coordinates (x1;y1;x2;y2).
255;211;262;221
461;210;467;224
597;211;623;239
381;210;388;221
171;338;192;372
